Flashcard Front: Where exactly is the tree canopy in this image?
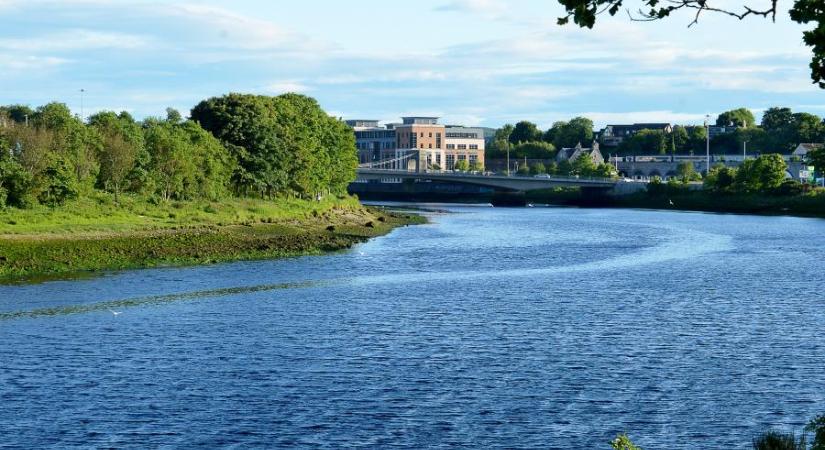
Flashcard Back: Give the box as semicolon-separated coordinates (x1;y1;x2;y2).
556;0;825;88
716;108;756;128
0;93;358;209
190;93;357;198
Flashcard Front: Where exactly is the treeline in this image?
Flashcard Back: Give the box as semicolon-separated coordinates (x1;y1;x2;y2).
0;93;357;209
487;117;594;159
485;106;825;159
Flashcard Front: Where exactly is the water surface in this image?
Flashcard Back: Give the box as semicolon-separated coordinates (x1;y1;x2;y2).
1;205;824;448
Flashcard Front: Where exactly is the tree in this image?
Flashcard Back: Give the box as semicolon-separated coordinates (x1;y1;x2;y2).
90;111;146;197
98;132;137;203
143;120;233;201
517;162;530;175
792;112;824;143
735;154;788;192
509;120;543;144
807;146;825;176
675;161;700;183
704;164;737;192
571;153;597;176
555;0;825;88
191;93;356;199
469;159;484;172
0;105;34;124
530;161;547;175
549;117;595;149
166;107;183;124
511;141;556;159
454;159;470;172
619;129;667;155
717;108;756;127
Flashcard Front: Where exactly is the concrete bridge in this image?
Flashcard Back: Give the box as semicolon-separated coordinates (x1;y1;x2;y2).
354;168;642;193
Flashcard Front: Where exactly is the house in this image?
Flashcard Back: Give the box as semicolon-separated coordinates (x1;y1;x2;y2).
792;143;824;158
557;142;604;165
600;123;673;147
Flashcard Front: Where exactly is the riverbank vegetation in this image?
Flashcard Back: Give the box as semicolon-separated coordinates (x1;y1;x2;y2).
486;106;825;159
0;94;423;281
0;195;421;281
612;413;825;449
528;154;825;217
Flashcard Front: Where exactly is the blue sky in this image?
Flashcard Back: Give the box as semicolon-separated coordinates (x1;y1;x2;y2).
0;0;822;129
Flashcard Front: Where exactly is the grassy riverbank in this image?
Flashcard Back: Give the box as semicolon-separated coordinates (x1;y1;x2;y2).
0;193;423;282
527;187;825;218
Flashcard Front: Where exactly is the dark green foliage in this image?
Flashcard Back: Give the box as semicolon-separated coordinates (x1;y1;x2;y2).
736;154;788;192
752;431;806;450
511;141;556;159
530;162;546;175
454;159;470;171
509;120;543;144
790;0;825;88
717;108;756;127
37;154;79;207
190;93;357;198
545;117;594;149
704;164;738;192
618;129;668;155
806;414;825;450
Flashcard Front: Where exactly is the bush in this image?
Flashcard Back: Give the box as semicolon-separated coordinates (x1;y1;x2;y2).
806;414;825;450
611;434;642;450
773;179;804;196
752;431;806;450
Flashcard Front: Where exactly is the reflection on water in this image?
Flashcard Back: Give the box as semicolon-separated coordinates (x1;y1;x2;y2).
1;205;824;448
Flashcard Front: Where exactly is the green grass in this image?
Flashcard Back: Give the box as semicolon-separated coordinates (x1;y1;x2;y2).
0;193;423;281
0;191;365;235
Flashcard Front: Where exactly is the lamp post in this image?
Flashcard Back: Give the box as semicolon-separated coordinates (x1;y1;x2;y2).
705;114;710;174
743;141;747;161
80;88;85;122
506;142;510;176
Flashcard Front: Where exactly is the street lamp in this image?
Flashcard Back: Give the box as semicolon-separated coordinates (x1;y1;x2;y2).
704;114;710;174
80;88;85;122
506;142;510;176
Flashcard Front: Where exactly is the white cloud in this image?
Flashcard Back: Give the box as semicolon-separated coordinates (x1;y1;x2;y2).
435;0;508;19
0;29;152;52
266;81;312;94
577;111;712;128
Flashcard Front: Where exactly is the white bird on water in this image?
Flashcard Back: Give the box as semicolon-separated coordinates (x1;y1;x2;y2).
108;308;122;316
669;199;675;206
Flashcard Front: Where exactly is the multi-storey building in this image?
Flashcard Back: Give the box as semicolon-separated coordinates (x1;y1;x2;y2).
348;116;485;172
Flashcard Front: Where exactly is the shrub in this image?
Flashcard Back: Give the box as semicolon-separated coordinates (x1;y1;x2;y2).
752;430;806;450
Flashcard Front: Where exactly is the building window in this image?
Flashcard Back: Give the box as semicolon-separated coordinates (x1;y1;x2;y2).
436;154;441;164
429;132;432;138
420;144;424;149
469;144;478;150
446;154;455;169
469;154;478;163
446;144;455;150
458;144;467;150
458;154;466;161
429;143;432;149
420;132;424;138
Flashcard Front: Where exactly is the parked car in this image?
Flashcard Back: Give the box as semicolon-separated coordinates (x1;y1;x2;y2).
533;174;552;179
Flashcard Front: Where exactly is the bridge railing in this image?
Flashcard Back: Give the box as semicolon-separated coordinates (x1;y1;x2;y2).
355;168;620;184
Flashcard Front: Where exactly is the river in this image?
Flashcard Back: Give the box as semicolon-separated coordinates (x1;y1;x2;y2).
1;205;824;449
